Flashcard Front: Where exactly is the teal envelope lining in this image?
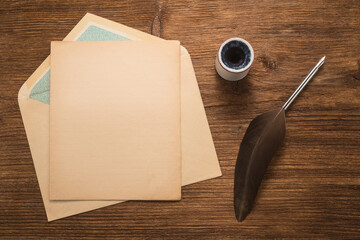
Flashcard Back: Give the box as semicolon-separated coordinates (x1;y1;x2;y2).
29;25;130;105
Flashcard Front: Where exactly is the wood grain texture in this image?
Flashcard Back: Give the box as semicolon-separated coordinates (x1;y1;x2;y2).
0;0;359;239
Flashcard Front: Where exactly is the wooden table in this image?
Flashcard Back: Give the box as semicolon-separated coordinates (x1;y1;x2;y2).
1;0;359;239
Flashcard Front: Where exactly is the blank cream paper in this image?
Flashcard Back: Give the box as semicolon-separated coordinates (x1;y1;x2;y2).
49;41;181;200
18;13;221;221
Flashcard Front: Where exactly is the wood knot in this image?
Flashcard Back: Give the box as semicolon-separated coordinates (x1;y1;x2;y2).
151;15;162;37
352;59;360;81
258;55;277;71
151;0;167;37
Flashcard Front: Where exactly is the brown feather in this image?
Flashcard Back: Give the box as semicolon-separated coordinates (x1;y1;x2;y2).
234;108;286;221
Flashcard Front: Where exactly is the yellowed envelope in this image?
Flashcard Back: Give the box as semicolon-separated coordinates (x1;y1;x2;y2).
50;41;181;200
18;13;221;220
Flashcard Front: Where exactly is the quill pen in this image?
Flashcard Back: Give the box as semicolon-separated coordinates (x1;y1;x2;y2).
234;57;326;222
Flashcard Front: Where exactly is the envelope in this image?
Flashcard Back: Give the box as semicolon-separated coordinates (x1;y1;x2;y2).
50;41;181;200
18;13;221;221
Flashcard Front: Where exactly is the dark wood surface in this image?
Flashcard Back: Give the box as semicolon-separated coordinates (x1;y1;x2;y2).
1;0;359;239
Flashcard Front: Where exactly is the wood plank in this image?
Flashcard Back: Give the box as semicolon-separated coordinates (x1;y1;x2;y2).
0;0;359;238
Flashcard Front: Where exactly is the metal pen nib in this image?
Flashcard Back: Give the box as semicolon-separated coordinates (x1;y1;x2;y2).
282;56;326;111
